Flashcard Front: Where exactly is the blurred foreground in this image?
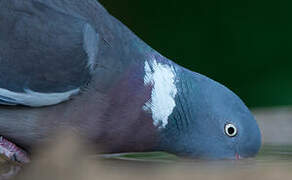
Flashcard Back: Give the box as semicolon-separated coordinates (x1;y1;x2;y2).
0;107;290;179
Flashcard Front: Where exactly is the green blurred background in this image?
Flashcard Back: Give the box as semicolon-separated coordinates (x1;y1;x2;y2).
99;0;292;108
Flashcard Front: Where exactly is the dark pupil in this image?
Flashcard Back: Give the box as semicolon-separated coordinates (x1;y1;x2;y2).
228;127;235;135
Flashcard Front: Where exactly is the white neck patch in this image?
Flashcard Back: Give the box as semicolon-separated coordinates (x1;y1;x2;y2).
143;58;177;129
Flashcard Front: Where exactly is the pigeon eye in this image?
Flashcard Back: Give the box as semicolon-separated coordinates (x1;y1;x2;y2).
224;123;237;137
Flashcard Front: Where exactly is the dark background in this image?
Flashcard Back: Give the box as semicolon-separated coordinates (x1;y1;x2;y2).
99;0;292;108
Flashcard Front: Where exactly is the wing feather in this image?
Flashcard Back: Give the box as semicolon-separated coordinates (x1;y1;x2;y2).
0;0;100;106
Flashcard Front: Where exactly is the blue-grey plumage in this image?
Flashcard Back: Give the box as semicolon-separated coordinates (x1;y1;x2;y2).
0;0;261;161
158;67;261;159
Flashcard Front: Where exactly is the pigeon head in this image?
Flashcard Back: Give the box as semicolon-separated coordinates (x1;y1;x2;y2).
143;56;261;159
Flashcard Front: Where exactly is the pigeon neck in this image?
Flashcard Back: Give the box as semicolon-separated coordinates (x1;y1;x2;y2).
142;53;179;129
141;53;196;152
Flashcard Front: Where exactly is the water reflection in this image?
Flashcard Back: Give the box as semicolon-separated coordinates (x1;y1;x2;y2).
0;145;287;180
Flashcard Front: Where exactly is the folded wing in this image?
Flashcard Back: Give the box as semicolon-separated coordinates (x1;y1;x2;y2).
0;0;100;106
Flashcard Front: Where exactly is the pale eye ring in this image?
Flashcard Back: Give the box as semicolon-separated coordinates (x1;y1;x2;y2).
224;123;237;137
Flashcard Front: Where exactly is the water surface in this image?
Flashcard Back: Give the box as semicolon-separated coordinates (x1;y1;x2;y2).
2;107;292;179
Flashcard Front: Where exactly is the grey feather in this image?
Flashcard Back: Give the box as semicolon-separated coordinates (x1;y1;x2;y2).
0;0;98;106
